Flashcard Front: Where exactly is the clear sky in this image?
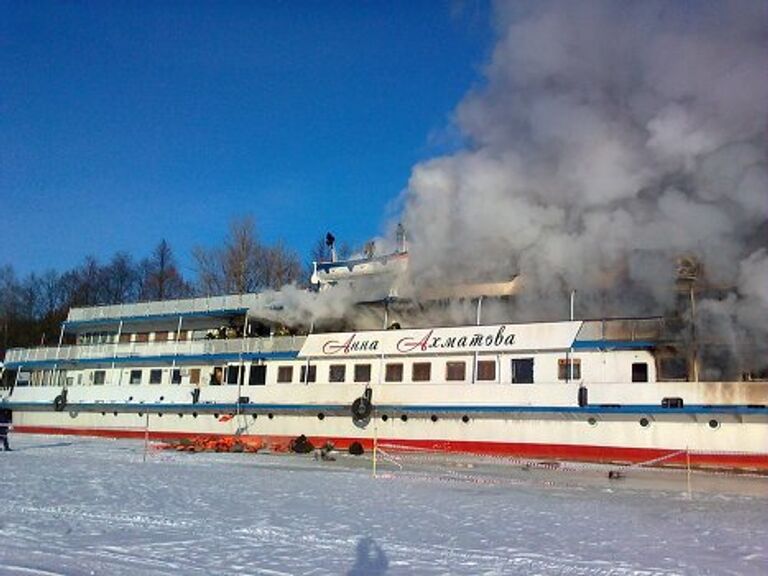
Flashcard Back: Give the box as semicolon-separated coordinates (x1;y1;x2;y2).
0;1;492;277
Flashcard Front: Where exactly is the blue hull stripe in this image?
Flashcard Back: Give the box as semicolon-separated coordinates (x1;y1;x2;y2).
1;400;765;416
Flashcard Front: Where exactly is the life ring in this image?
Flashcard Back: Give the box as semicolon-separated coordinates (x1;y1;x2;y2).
351;395;372;421
53;394;67;412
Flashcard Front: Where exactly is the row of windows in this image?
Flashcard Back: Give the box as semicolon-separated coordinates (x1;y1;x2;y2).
92;368;186;386
79;331;193;345
87;360;649;386
281;360;499;384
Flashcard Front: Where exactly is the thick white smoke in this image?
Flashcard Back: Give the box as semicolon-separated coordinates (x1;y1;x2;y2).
402;0;768;372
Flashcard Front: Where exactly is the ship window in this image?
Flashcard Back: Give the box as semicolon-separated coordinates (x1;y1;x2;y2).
385;363;403;382
154;331;169;342
329;364;346;383
354;364;371;383
277;366;293;383
301;365;317;383
135;332;149;343
512;358;534;384
129;370;142;385
190;369;200;385
412;362;431;382
659;357;688;380
557;359;580;381
149;369;162;385
477;360;496;381
210;367;223;386
119;333;131;344
632;362;648;382
226;365;242;385
171;369;182;384
446;362;466;381
249;365;267;386
93;370;106;385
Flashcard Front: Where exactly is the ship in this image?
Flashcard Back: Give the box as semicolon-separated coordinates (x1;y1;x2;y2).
1;233;767;471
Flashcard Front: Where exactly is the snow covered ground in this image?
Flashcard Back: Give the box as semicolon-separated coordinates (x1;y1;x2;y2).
1;435;766;575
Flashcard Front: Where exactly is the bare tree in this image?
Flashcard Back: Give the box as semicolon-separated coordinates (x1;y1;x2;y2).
103;252;139;304
223;216;263;293
140;240;189;301
0;265;21;352
194;216;263;295
39;270;65;318
19;273;42;320
193;216;306;295
193;245;225;297
262;242;302;289
59;256;104;307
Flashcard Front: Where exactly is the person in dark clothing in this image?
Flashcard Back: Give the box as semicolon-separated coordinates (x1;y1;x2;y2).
0;409;12;451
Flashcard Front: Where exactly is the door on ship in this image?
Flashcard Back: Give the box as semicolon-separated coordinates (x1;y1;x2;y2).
511;358;534;384
249;365;267;385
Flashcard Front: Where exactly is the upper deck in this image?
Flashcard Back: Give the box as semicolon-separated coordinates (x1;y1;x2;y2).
4;317;665;370
65;293;265;328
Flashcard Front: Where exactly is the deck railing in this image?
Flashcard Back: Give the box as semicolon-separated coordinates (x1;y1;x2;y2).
66;293;270;323
5;318;666;366
4;335;305;365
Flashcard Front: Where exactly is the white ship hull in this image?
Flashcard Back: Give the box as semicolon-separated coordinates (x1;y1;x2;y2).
7;380;768;470
3;297;766;471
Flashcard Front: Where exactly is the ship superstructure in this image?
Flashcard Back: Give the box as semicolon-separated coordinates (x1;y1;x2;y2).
1;238;767;470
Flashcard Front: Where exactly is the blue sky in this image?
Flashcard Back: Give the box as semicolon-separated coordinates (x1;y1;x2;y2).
1;1;492;277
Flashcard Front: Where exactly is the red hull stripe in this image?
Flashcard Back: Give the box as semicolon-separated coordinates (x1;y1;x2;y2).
14;425;768;470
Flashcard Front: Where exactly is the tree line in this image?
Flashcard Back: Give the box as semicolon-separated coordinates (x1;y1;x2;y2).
0;217;306;354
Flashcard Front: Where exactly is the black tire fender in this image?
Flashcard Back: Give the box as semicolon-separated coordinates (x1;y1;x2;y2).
351;395;372;421
53;389;68;412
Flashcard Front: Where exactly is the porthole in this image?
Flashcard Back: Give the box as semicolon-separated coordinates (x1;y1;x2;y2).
709;419;720;429
587;417;597;426
381;414;389;422
251;414;257;420
158;413;163;418
69;411;78;419
430;414;438;422
317;413;325;420
138;412;143;417
159;396;165;401
213;414;218;419
178;413;183;418
639;418;650;427
101;412;106;416
400;414;408;422
461;415;470;424
268;413;274;420
192;412;198;418
128;396;133;401
113;411;118;417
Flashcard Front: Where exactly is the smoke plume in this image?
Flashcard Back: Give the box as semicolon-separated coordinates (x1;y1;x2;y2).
401;0;768;373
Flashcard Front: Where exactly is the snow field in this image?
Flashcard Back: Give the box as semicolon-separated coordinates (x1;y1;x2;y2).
0;435;766;575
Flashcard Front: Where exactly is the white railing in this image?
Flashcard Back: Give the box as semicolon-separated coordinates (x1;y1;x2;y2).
4;335;306;365
66;293;269;323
